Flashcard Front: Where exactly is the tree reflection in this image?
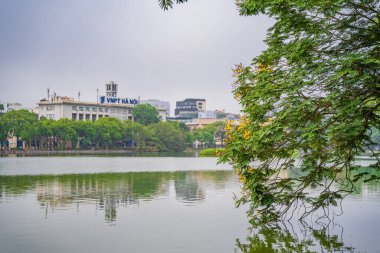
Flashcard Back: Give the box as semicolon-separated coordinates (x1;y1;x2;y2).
236;221;356;253
0;171;234;222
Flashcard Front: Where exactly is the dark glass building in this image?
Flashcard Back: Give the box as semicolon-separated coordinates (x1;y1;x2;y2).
175;98;206;119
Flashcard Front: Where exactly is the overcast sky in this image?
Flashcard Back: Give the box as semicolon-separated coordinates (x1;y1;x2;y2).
0;0;272;115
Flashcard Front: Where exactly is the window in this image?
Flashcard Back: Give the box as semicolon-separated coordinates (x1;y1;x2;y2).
47;105;55;111
72;113;77;120
79;107;84;111
72;106;78;111
92;107;97;112
104;108;109;113
79;114;83;120
86;107;90;111
46;114;55;119
92;115;97;121
98;108;103;112
110;109;115;113
85;114;90;120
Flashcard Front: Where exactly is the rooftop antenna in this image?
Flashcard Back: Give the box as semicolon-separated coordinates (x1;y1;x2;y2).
47;88;50;100
78;91;81;101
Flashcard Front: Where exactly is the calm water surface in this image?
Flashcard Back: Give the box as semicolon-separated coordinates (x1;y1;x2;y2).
0;156;379;253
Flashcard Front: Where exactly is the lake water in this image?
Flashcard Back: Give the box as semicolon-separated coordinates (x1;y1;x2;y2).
0;156;379;253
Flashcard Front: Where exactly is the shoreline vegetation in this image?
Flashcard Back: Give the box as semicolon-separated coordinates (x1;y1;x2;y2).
0;148;198;156
0;109;227;154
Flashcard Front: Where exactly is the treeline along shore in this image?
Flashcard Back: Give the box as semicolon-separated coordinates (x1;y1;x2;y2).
0;109;226;153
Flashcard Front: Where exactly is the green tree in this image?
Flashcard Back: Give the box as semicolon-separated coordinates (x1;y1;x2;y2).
193;130;214;148
149;122;188;152
94;117;124;149
36;118;54;149
132;104;160;126
217;0;380;225
51;119;78;149
72;120;96;148
0;110;38;149
0;113;9;148
123;120;155;150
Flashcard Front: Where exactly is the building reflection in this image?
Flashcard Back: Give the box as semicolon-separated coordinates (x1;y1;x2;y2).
0;171;235;222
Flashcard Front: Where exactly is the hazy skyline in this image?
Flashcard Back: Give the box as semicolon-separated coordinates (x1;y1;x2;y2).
0;0;272;115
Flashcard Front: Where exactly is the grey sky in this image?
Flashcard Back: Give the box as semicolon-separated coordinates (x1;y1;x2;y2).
0;0;272;115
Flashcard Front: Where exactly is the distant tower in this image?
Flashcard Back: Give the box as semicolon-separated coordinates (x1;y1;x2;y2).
106;81;118;97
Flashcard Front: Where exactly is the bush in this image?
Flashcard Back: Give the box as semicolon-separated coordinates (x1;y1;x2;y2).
199;148;224;157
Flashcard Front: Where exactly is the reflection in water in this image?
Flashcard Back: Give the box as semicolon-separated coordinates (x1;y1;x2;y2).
236;223;355;253
236;179;380;253
1;168;380;252
0;171;234;222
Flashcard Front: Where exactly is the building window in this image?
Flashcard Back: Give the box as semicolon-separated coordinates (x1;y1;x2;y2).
110;109;115;113
79;114;83;120
47;105;55;111
92;107;97;112
98;108;103;112
122;109;127;114
92;115;97;121
85;114;90;120
79;107;84;111
72;106;78;111
46;114;55;119
116;109;120;114
72;113;77;120
98;115;103;118
104;108;109;113
86;107;90;111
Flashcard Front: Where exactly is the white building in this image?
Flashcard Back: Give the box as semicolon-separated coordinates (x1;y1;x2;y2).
37;96;135;121
140;99;170;119
35;81;167;122
37;81;136;121
0;102;27;114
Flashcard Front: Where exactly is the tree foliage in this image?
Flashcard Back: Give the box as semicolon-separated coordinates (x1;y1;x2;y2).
149;122;188;151
158;0;188;10
219;0;380;225
0;110;194;152
132;104;160;126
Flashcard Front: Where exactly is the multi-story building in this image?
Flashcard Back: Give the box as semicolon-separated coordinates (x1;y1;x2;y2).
36;81;137;121
0;102;26;114
140;99;170;119
175;98;206;119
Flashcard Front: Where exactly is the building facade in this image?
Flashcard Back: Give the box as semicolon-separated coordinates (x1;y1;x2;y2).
37;95;135;121
37;81;137;121
0;102;26;114
175;98;206;119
